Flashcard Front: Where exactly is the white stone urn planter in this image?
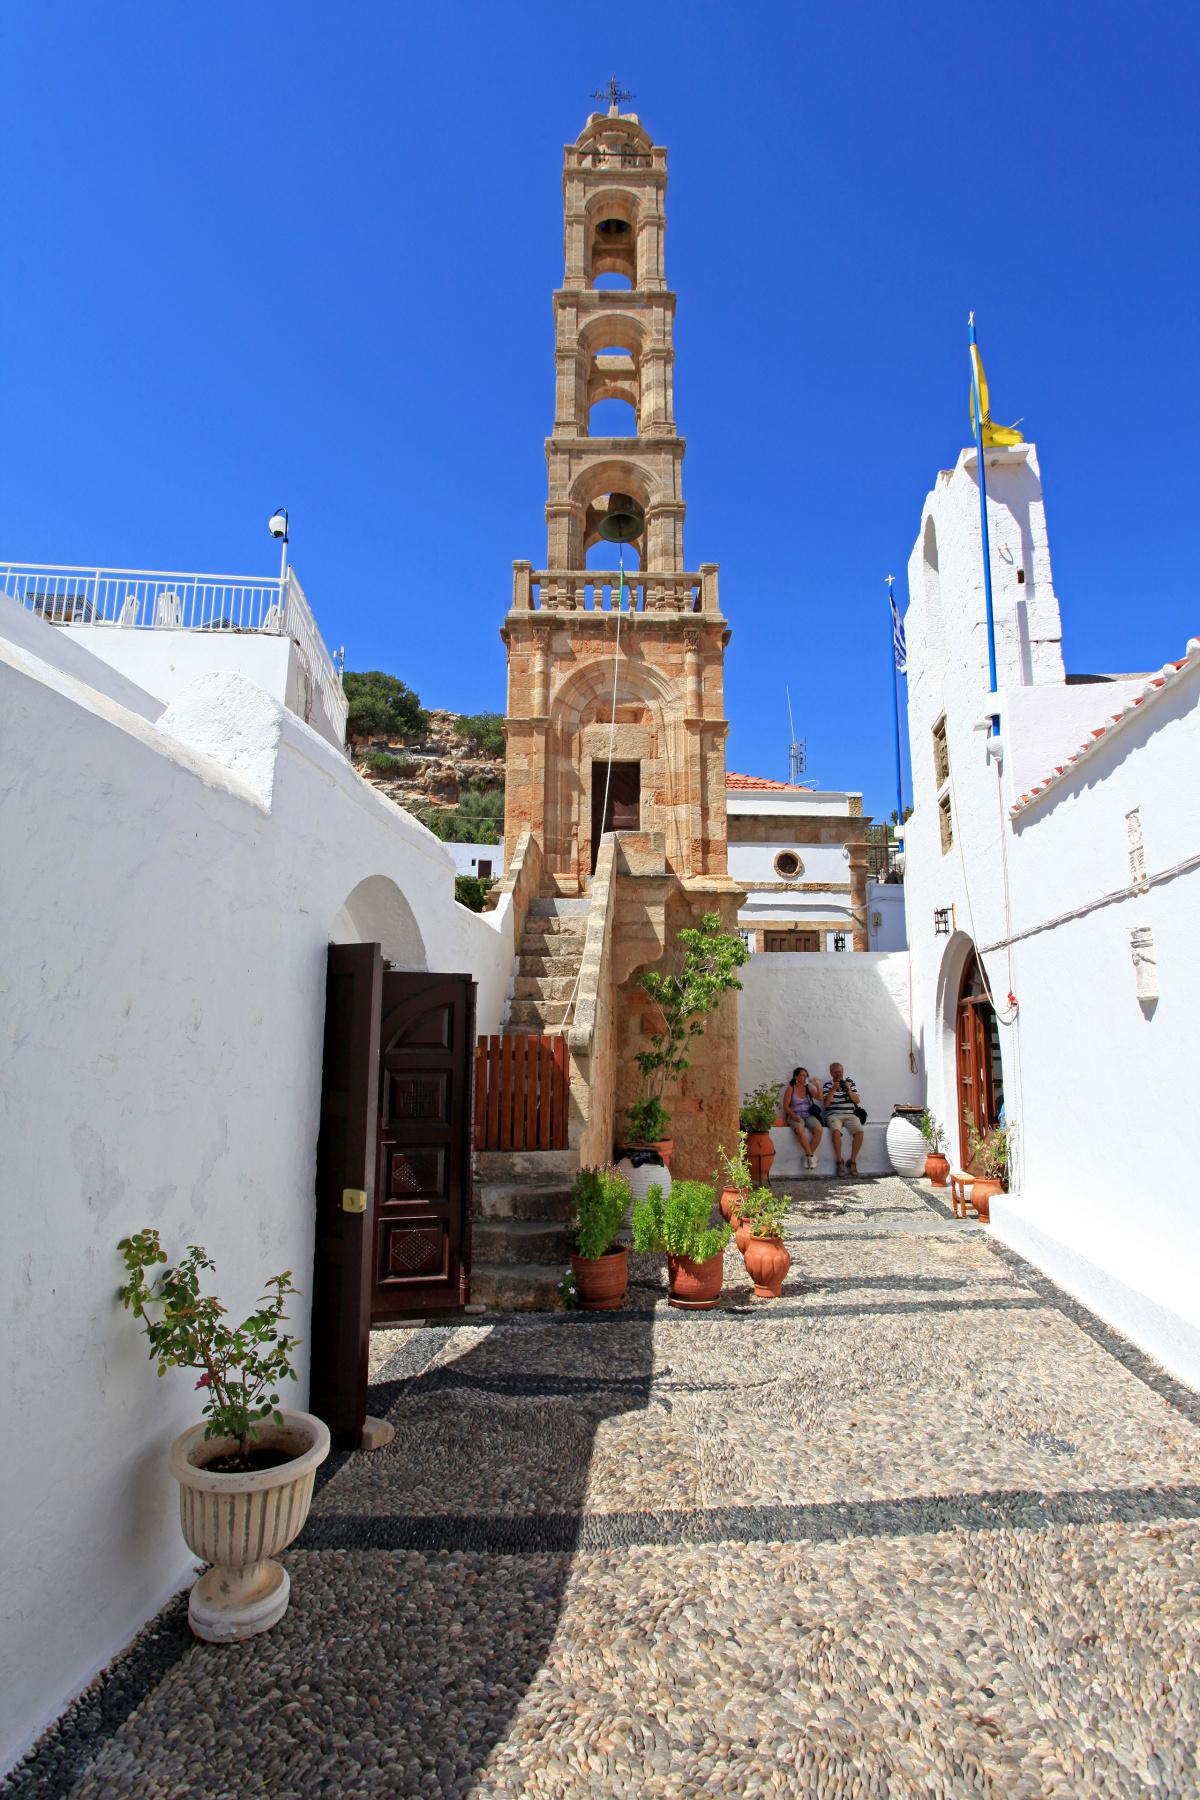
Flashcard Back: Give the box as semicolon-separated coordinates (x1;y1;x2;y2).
168;1408;330;1642
885;1109;927;1176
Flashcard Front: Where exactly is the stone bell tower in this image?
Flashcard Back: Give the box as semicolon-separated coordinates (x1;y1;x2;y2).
502;100;735;891
500;96;743;1182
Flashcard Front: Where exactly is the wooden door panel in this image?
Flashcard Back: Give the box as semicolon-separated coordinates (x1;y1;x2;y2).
309;943;383;1451
373;971;475;1321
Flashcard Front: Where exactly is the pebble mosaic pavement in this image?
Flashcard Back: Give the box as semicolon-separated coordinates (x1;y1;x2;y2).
7;1176;1200;1798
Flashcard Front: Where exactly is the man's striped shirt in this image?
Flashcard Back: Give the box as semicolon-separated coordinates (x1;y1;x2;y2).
822;1077;860;1116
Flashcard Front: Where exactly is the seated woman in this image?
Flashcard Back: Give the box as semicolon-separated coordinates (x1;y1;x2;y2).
781;1066;823;1172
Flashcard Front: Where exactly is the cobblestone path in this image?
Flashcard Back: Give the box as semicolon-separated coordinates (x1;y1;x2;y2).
9;1177;1200;1797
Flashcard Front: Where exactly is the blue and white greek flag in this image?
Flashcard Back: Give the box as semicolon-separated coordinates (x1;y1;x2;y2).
889;590;907;675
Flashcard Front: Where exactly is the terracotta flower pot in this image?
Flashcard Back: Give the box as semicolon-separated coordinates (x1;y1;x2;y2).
570;1244;628;1311
924;1152;950;1188
968;1177;1002;1223
168;1409;330;1642
745;1130;775;1185
666;1250;725;1309
734;1219;753;1256
718;1185;746;1223
743;1235;791;1299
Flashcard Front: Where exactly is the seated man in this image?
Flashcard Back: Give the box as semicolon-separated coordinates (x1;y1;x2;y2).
822;1062;864;1177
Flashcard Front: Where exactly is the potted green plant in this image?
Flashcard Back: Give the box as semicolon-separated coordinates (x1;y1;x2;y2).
965;1123;1008;1222
738;1186;793;1298
620;1094;675;1169
569;1167;632;1311
716;1131;753;1223
918;1110;950;1187
620;911;750;1169
631;1179;731;1309
739;1081;781;1184
118;1228;330;1643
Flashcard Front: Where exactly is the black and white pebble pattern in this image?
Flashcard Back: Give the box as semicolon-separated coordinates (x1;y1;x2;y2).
7;1176;1199;1797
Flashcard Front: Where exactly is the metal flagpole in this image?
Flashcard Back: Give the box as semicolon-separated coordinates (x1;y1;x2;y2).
968;312;1000;735
885;575;906;841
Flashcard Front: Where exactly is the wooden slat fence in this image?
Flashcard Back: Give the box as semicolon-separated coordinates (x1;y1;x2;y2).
474;1034;570;1151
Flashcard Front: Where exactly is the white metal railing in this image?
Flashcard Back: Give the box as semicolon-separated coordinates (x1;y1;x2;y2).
510;566;719;616
1;560;347;741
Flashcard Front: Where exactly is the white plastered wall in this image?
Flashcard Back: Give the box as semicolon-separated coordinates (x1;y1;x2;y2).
902;441;1200;1388
737;953;921;1174
0;610;515;1771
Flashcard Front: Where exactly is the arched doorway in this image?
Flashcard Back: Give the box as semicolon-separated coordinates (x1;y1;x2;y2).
956;950;1004;1165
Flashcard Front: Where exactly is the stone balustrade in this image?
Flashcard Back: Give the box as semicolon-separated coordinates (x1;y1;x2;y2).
510;563;721;617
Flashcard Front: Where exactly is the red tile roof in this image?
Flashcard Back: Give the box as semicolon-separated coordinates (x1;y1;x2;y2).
1010;636;1200;818
726;772;813;791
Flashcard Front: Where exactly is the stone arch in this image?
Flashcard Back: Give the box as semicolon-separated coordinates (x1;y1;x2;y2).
332;874;427;970
568;458;659;558
546;656;685;882
584;189;640;285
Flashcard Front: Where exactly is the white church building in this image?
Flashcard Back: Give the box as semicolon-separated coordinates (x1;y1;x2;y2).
901;440;1200;1388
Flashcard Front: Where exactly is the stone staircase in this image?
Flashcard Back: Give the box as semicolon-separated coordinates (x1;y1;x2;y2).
503;896;589;1034
470;898;591;1310
471;1148;577;1311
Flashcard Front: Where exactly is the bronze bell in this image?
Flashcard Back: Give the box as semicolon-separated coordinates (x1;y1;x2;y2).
596;217;631;237
595;491;644;543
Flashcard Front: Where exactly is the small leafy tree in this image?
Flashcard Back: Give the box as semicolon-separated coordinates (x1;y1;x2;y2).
117;1229;300;1457
632;912;749;1132
343;671;429;742
454;874;495;913
453;712;506;757
716;1131;753;1197
917;1110;947;1151
739;1183;792;1240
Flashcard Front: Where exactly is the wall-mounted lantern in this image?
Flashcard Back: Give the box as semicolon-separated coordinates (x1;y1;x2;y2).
833;933;847;952
933;906;955;936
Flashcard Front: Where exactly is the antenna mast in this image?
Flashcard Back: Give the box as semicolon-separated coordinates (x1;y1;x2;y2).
786;687;806;785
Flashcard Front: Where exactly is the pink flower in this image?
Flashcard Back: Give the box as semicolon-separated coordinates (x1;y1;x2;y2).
195;1373;212;1389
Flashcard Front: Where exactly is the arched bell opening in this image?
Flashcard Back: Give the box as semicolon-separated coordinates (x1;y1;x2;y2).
587;395;638;438
584;191;639;287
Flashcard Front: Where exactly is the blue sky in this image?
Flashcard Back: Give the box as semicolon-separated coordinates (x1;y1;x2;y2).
4;1;1196;817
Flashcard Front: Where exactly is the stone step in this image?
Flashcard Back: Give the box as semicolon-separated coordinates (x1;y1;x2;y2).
521;917;587;942
528;897;591;918
513;973;576;1001
506;1000;571;1032
473;1217;574;1266
469;1262;565;1313
516;952;581;979
475;1148;578;1182
475;1179;575;1222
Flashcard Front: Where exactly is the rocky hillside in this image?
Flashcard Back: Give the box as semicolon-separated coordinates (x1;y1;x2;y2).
351;708;505;836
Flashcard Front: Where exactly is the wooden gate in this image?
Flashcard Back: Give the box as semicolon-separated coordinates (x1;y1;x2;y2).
373;970;475;1322
310;948;475;1448
474;1033;570;1151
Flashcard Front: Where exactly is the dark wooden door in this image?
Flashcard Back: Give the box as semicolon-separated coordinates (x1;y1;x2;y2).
310;943;383;1451
956;952;1000;1165
373;971;476;1321
591;760;640;870
764;930;821;953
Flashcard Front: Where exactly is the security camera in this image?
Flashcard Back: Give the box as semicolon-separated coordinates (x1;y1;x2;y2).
268;509;289;540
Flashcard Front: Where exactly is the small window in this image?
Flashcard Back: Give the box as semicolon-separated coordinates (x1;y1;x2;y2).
477;859;492;880
932;717;950;790
938;792;954;855
773;850;803;878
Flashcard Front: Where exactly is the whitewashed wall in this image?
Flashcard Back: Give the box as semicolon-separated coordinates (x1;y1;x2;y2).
867;882;907;951
0;610;514;1772
737;954;921;1174
902;440;1200;1388
63;623;346;749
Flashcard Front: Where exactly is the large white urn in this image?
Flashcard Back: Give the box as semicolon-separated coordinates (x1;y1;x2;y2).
885;1109;927;1176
